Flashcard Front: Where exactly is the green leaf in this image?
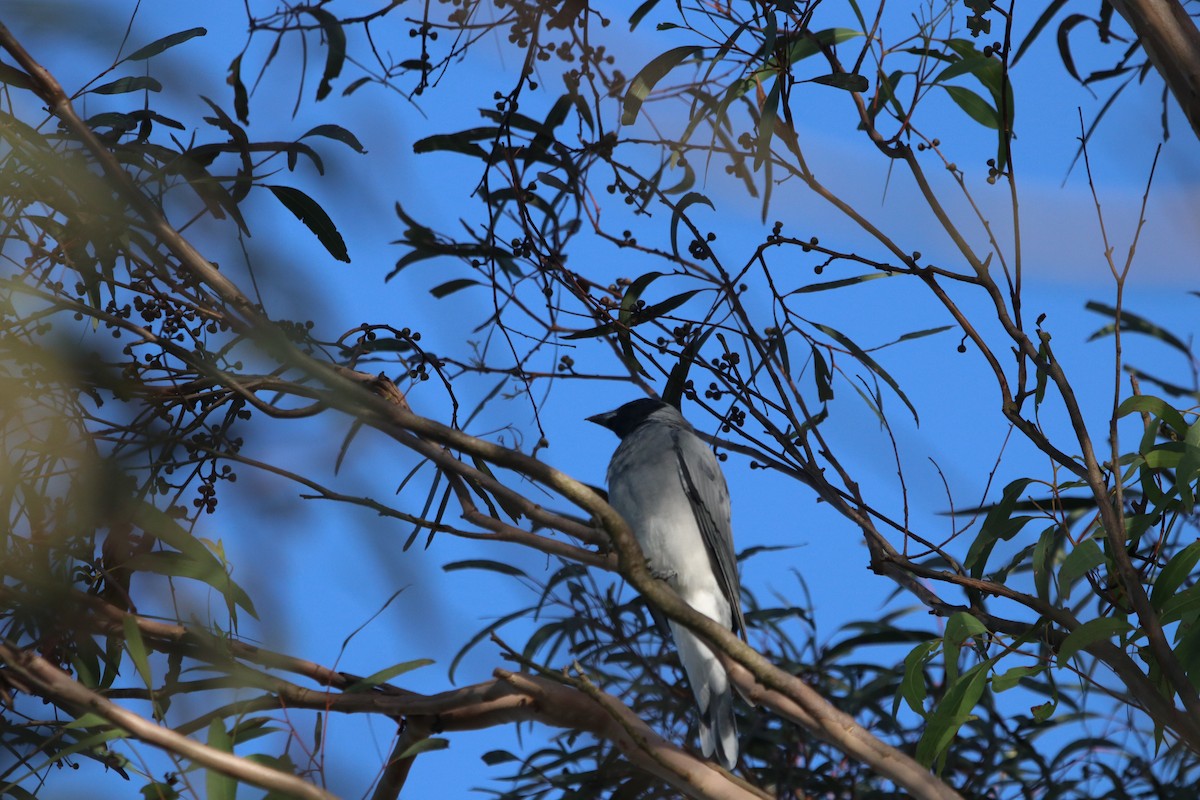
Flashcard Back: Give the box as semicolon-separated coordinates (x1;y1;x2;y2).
622;46;703;125
0;62;33;90
430;278;480;298
266;185;350;263
206;720;236;800
916;660;991;768
629;0;663;30
964;478;1034;576
888;325;955;346
227;54;249;124
481;749;518;766
443;559;529;578
91;76;163;95
897;639;939;716
1012;0;1069;65
1160;583;1200;625
412;128;495;158
305;7;346;100
131;504;258;621
791;273;891;294
941;85;999;128
663;326;715;408
1085;300;1192;357
813;321;919;423
782;28;864;63
1059;538;1106;600
808;72;869;92
754;77;782;171
301;124;367;153
122;615;153;688
1031;699;1057;722
943;611;988;683
140;783;181;800
992;664;1045;692
125;552;258;623
1151;541;1200;610
670;192;714;259
1033;525;1058;601
1058;617;1131;666
125;27;207;61
398;737;450;759
228;717;283;746
346;659;435;692
1116;394;1187;438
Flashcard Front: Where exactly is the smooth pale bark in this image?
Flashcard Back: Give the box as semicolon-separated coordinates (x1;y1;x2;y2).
1109;0;1200;139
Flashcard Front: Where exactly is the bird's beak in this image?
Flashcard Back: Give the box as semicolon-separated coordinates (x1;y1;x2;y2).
586;411;614;428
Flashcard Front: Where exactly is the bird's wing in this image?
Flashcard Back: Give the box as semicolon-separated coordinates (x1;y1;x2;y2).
670;428;747;639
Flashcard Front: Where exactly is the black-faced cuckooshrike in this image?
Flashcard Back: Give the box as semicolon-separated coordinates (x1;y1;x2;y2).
588;398;746;769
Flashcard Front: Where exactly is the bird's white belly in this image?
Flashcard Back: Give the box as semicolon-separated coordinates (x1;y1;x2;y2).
609;474;731;627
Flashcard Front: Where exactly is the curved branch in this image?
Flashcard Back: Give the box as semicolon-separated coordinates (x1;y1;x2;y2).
0;642;338;800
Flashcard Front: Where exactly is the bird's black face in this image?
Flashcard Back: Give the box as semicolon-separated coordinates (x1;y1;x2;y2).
586;397;671;439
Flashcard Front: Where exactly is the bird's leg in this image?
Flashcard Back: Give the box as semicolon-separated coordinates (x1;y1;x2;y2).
649;564;678;582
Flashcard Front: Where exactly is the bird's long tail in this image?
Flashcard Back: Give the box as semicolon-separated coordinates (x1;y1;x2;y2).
670;621;738;769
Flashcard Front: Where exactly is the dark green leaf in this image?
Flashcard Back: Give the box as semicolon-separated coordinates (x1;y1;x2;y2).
783;28;864;63
91;76;163;95
1116;394;1187;438
916;660;991;767
266;185;350;262
0;62;33;89
1012;0;1069;65
964;478;1034;576
993;664;1045;692
412;129;494;158
941;85;999;128
122;615;152;688
813;322;919;423
227;54;249;124
1085;300;1191;357
430;278;480;298
140;783;181;800
206;720;235;800
1058;617;1131;666
663;327;715;408
897;639;938;715
443;559;529;578
1160;583;1200;625
305;8;346;100
131;504;258;620
808;72;869;92
754;77;782;171
346;659;435;692
1059;538;1106;600
622;46;702;125
792;273;890;294
1151;541;1200;610
302;124;366;153
481;750;518;766
1033;525;1058;601
398;738;450;759
125;27;207;61
670;192;714;259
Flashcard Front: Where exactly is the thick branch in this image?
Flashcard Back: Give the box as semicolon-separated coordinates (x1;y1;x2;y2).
0;643;338;800
1110;0;1200;140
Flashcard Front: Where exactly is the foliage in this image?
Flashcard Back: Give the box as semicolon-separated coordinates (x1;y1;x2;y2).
1;2;1200;800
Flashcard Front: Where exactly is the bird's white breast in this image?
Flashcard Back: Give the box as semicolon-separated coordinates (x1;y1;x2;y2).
607;423;731;627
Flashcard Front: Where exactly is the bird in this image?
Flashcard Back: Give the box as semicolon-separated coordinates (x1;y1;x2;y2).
588;397;746;769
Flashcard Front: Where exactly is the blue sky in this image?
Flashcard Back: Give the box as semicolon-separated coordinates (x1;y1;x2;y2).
8;1;1200;797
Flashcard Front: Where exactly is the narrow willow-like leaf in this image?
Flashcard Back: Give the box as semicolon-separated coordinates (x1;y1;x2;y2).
125;27;207;61
622;46;702;125
266;185;350;262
